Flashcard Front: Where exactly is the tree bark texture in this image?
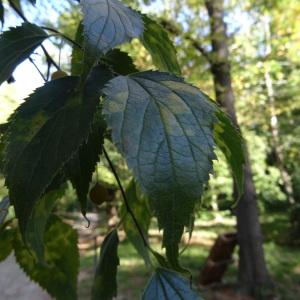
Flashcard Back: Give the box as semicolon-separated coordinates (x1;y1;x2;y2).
204;0;272;296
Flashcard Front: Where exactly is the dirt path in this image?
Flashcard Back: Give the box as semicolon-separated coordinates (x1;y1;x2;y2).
0;253;52;300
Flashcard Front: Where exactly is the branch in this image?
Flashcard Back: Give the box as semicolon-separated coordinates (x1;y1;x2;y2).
103;147;149;248
41;26;82;49
29;57;47;82
160;19;213;65
8;0;61;71
188;38;212;63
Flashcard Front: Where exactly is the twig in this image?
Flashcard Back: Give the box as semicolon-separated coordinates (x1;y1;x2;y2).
160;19;213;64
8;0;60;71
29;57;47;82
188;38;212;63
41;26;82;49
103;147;148;248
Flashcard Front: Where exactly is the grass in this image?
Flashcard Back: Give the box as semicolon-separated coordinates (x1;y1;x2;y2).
77;212;300;300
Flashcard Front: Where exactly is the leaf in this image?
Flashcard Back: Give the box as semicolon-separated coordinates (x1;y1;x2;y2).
92;230;119;300
103;71;216;264
71;24;138;76
0;1;4;25
14;217;79;300
142;268;201;300
0;196;10;224
214;109;244;196
141;15;181;75
27;0;36;5
0;226;15;262
25;187;66;262
0;122;8;134
71;22;84;76
65;115;105;215
0;127;6;172
122;180;151;265
102;49;138;75
4;65;114;235
0;22;48;86
81;0;144;61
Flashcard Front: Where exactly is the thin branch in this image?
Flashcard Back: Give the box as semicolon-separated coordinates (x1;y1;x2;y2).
160;19;213;65
103;147;149;248
29;57;47;82
41;26;82;49
8;0;27;21
41;45;60;71
8;0;60;71
188;38;212;63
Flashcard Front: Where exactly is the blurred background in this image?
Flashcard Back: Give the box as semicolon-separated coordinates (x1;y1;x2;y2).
0;0;299;299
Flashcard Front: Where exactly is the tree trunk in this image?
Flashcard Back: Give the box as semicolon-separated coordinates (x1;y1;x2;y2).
204;0;272;296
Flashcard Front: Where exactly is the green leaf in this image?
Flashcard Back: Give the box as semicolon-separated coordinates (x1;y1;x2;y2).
0;226;15;262
0;1;4;25
122;180;151;266
143;268;201;300
65;115;105;215
25;187;66;262
104;71;216;264
141;15;181;75
102;49;138;75
0;196;10;224
214;109;244;196
4;65;113;235
81;0;144;61
0;22;48;86
0;122;9;134
92;229;119;300
71;22;84;76
14;217;79;300
0;129;6;172
71;23;138;77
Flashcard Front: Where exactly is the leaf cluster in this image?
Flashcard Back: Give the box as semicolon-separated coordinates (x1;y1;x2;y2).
0;0;244;299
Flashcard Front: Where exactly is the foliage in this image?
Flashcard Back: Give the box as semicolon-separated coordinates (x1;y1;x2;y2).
122;180;152;265
65;113;106;215
25;187;67;262
0;0;245;299
214;110;244;197
0;23;48;86
0;215;79;300
0;195;9;224
0;224;14;261
141;15;181;75
91;229;119;300
143;268;201;299
103;70;217;268
14;217;79;300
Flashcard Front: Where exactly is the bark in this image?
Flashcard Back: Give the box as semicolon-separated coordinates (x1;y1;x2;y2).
204;0;272;295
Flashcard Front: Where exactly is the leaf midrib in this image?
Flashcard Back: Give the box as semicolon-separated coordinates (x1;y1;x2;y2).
130;77;180;244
